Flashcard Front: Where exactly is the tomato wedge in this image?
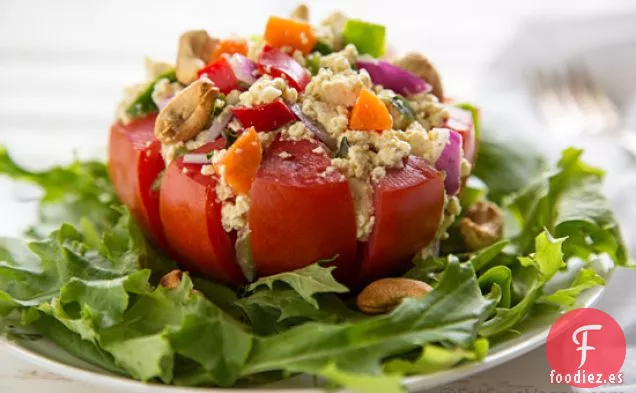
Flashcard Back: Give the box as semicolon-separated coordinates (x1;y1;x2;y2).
444;105;477;164
249;137;357;280
108;114;168;249
358;157;445;284
159;140;245;285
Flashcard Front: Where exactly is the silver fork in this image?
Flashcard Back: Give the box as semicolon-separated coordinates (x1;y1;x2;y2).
532;66;636;155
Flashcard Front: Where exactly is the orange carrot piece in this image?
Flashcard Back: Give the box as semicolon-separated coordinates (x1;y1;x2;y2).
264;16;317;55
349;89;393;131
211;38;249;60
218;127;263;195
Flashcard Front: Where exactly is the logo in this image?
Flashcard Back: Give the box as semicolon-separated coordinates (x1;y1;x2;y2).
546;308;626;388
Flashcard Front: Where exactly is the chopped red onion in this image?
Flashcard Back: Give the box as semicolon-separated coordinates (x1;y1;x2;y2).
228;53;257;85
357;59;432;97
183;154;214;164
202;110;234;143
435;129;463;195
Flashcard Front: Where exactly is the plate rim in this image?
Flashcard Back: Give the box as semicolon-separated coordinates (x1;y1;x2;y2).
0;284;607;393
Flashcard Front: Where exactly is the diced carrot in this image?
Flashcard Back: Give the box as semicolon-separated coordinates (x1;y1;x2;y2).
211;38;248;60
264;16;317;55
349;89;393;131
217;127;263;195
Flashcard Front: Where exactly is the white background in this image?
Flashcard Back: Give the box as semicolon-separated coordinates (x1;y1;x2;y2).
1;0;636;392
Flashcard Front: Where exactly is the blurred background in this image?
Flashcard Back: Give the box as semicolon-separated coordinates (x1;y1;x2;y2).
1;0;636;392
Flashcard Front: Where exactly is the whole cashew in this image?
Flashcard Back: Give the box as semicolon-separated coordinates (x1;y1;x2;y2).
356;278;433;314
176;30;220;85
155;78;219;144
460;200;504;251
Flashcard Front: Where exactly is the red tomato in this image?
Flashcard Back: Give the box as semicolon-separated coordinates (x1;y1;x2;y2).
249;137;357;280
108;114;168;249
358;157;445;284
444;105;477;164
159;140;246;285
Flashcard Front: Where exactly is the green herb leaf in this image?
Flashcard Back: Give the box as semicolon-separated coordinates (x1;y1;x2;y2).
336;137;350;159
126;69;177;118
312;41;333;55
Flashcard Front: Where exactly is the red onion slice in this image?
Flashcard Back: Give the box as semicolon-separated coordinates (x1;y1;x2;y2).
228;53;257;85
357;59;432;97
435;129;463;195
203;109;234;143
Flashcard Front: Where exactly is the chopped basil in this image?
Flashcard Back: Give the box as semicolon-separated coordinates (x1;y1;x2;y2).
125;69;177;118
336;137;350;158
312;41;333;55
386;95;416;130
214;94;227;114
222;128;240;148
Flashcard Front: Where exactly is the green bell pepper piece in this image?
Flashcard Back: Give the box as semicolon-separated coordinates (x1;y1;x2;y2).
342;19;386;58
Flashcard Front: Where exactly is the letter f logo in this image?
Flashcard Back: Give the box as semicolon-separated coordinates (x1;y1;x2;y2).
572;324;602;368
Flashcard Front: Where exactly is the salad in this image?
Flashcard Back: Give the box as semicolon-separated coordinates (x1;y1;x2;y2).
0;4;630;393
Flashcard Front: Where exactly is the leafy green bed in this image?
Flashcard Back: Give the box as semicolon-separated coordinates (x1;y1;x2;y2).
0;127;629;393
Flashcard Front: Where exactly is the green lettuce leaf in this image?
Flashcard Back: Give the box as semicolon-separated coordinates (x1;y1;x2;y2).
472;128;546;203
384;338;489;375
246;263;349;308
243;260;493;383
539;268;605;309
235;290;362;335
480;231;568;337
506;148;629;266
319;363;404;393
0;146;118;236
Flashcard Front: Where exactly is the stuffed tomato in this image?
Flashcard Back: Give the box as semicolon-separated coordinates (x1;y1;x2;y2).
108;13;478;286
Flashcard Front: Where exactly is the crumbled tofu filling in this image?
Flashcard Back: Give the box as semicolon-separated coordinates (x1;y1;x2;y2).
281;121;314;141
239;75;298;107
349;178;375;240
221;195;251;233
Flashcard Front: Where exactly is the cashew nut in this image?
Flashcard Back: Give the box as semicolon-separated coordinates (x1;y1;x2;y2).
160;270;183;289
393;52;444;101
356;278;433;314
155;78;219;144
460;200;503;251
176;30;220;85
290;4;309;21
